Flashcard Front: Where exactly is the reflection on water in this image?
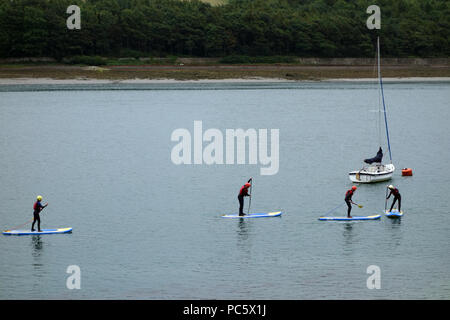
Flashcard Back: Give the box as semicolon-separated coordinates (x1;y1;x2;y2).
30;236;44;290
342;223;355;254
385;217;403;248
31;235;43;254
236;219;252;260
237;219;250;242
31;236;44;271
390;218;402;226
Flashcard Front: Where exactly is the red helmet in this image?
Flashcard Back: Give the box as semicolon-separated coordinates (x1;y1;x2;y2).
352;186;357;191
244;183;251;188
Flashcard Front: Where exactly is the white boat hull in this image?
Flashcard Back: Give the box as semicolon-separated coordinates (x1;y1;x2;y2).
349;163;395;183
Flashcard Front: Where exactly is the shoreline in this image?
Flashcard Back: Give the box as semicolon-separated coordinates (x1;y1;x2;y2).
1;77;450;85
1;63;449;83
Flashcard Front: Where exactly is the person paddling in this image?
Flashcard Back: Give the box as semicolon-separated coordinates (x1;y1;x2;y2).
31;195;48;232
238;178;252;216
345;186;358;218
387;185;401;212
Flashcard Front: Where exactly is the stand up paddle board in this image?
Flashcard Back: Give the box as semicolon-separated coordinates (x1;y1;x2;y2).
318;215;381;221
222;211;282;219
3;227;72;236
385;210;403;218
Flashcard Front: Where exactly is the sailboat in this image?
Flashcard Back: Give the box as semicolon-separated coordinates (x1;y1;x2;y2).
349;37;395;183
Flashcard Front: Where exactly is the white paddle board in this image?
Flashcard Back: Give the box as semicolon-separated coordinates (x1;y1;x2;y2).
318;215;381;221
385;210;403;218
222;211;282;219
3;228;73;236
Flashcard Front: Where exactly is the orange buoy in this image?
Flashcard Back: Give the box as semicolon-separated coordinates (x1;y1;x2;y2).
402;168;413;176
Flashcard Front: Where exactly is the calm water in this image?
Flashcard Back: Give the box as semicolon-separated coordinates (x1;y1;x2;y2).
0;81;449;299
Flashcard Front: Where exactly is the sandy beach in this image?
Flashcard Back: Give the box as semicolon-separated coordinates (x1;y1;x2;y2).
1;63;449;84
1;76;450;85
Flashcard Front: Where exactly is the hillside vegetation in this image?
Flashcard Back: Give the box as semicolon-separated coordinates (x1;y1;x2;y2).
0;0;448;59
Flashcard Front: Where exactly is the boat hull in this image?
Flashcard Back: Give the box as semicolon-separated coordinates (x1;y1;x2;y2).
349;164;395;183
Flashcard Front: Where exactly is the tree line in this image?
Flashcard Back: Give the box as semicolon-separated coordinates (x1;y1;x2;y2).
0;0;448;59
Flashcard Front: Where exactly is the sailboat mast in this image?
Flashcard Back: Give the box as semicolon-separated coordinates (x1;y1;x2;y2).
377;37;393;163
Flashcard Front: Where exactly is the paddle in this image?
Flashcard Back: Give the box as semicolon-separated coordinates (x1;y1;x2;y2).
323;202;346;216
323;199;362;217
384;186;389;213
352;201;363;208
247;177;253;215
4;204;48;232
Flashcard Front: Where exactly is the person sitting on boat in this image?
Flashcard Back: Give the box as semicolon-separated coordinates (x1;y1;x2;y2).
238;178;252;216
31;195;48;232
387;185;401;212
364;147;383;164
345;186;357;218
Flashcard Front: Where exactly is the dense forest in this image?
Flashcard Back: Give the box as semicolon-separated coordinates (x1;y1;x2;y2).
0;0;448;59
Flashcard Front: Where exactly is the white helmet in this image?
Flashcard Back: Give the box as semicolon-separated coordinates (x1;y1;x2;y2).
388;185;394;190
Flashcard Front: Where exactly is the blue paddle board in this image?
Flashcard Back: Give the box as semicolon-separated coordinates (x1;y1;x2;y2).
385;210;403;218
3;227;72;236
222;211;282;219
318;215;381;221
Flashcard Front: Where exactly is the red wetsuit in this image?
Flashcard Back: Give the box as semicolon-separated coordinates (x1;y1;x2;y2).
237;180;252;216
239;186;250;197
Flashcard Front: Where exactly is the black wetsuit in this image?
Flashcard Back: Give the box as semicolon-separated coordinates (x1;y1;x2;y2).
345;189;355;217
31;201;46;231
387;188;401;212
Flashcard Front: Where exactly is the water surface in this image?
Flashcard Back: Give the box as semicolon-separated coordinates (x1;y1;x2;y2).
0;81;449;299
